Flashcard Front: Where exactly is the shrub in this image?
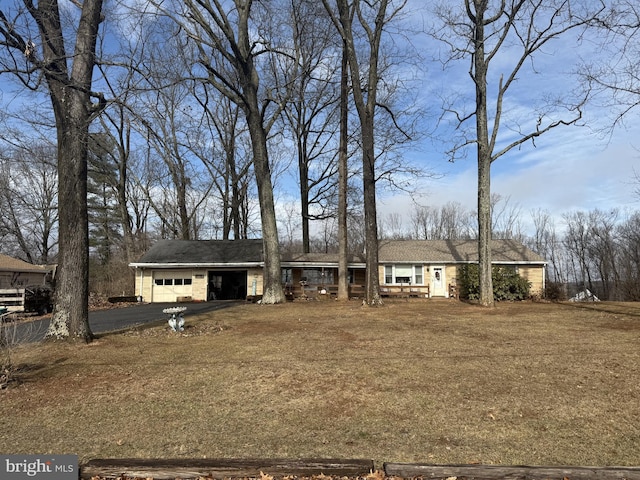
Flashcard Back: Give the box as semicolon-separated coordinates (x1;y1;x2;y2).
545;281;567;301
458;264;531;301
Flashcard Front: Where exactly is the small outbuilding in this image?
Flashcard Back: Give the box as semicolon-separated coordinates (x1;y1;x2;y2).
0;254;56;311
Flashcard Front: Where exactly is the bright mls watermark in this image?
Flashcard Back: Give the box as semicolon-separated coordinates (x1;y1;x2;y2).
1;455;77;480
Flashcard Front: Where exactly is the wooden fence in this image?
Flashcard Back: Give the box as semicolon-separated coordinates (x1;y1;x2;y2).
81;458;374;479
0;288;25;312
79;458;640;480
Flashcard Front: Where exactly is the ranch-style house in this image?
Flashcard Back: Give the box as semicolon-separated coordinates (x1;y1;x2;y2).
129;239;546;303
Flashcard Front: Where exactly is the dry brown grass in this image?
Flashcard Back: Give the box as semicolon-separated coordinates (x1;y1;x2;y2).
1;300;639;468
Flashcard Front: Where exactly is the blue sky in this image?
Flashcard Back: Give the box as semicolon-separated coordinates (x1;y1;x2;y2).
2;0;638;239
375;0;640;233
378;121;640;230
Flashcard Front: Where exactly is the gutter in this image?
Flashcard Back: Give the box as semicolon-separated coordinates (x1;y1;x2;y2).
280;261;367;269
129;262;264;269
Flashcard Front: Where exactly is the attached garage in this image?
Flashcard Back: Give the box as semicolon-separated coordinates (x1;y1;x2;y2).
130;239;264;303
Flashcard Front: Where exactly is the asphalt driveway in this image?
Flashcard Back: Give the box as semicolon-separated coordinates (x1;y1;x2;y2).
1;301;240;345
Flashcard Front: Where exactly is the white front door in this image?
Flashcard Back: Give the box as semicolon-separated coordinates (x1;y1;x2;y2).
431;266;446;297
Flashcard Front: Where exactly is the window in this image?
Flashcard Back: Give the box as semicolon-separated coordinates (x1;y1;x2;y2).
384;265;393;284
301;268;334;285
282;268;292;284
395;265;412;284
414;265;423;284
154;276;192;287
383;265;424;285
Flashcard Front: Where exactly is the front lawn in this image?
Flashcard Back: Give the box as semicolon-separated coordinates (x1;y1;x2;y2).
1;300;639;467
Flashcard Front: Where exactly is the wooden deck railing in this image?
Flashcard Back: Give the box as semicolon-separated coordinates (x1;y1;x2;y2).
379;285;430;298
284;283;366;300
283;283;430;300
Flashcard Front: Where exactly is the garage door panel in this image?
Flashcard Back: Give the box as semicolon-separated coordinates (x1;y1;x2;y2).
152;270;193;302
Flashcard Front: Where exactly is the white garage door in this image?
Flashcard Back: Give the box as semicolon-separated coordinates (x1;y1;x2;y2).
152;270;193;302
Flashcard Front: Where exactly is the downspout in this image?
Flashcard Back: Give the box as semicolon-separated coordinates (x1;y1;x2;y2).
139;268;144;302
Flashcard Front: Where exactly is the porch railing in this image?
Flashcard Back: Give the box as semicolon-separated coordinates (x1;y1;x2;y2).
283;283;430;300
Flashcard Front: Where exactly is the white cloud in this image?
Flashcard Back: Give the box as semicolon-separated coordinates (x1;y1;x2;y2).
378;117;640;236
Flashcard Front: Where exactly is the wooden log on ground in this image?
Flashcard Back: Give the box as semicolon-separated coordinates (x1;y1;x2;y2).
384;463;640;480
81;458;375;479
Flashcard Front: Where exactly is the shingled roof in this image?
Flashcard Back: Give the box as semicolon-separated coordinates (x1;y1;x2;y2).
0;254;52;273
131;239;264;266
131;238;546;267
281;252;366;266
378;239;546;264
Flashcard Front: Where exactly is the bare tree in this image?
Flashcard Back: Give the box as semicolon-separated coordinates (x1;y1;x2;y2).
337;41;350;300
490;194;525;242
586;209;620;300
0;143;58;263
579;0;640;131
379;212;408;239
562;209;622;300
283;0;341;253
433;0;604;306
278;202;302;254
563;210;597;296
124;149;154;250
174;0;291;303
192;84;255;240
129;32;215;242
93;60;148;263
322;0;408;305
410;202;474;240
529;208;567;285
1;0;105;341
616;211;640;300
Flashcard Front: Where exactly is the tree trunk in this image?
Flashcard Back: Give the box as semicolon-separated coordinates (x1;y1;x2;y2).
331;0;387;306
47;110;92;341
229;149;240;240
477;153;493;307
252;128;284;304
36;0;104;341
116;138;137;263
472;1;494;308
337;42;349;301
299;146;311;253
243;89;285;304
362;115;381;305
176;177;190;240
